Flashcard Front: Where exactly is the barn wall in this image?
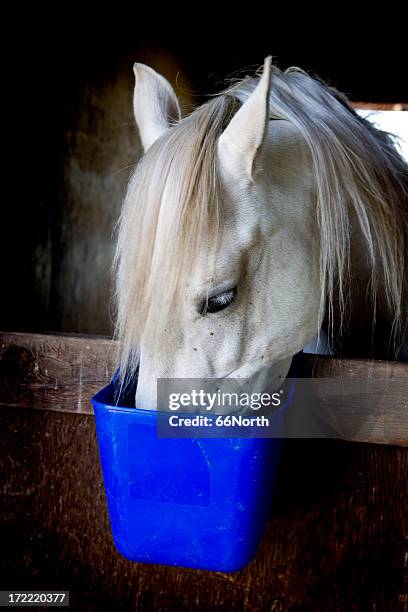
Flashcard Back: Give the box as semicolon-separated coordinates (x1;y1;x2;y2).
50;64;140;335
52;54;193;335
1;50;192;337
1;404;406;610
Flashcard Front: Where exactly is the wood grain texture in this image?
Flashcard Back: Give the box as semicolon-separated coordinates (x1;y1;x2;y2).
0;332;407;446
296;355;408;447
0;332;117;414
0;406;406;611
352;102;408;110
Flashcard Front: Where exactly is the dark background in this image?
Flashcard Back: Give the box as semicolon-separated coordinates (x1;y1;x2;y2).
12;11;405;101
2;10;407;336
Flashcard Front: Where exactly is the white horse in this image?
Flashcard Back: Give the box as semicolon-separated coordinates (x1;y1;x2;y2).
114;58;408;409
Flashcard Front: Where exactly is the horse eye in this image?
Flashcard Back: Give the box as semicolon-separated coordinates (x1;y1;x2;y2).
200;288;237;315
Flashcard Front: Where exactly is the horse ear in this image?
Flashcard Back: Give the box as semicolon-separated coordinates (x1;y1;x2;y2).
217;57;272;181
133;63;181;152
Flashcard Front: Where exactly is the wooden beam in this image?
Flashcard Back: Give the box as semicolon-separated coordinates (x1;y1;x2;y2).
294;354;408;447
352;102;408;111
0;331;407;446
0;331;117;415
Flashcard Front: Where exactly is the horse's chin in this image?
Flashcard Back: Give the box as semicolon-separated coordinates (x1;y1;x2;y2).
224;355;293;393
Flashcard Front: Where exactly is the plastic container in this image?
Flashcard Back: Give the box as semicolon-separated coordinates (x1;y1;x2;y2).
92;372;291;572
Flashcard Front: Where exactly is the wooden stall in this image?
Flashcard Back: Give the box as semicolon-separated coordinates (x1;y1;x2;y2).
1;19;407;611
0;331;407;610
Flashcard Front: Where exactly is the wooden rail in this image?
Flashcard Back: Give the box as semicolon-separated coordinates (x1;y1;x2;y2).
0;331;407;446
352;102;407;110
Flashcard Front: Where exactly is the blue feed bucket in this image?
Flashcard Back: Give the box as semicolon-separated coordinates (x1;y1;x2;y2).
92;366;296;572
